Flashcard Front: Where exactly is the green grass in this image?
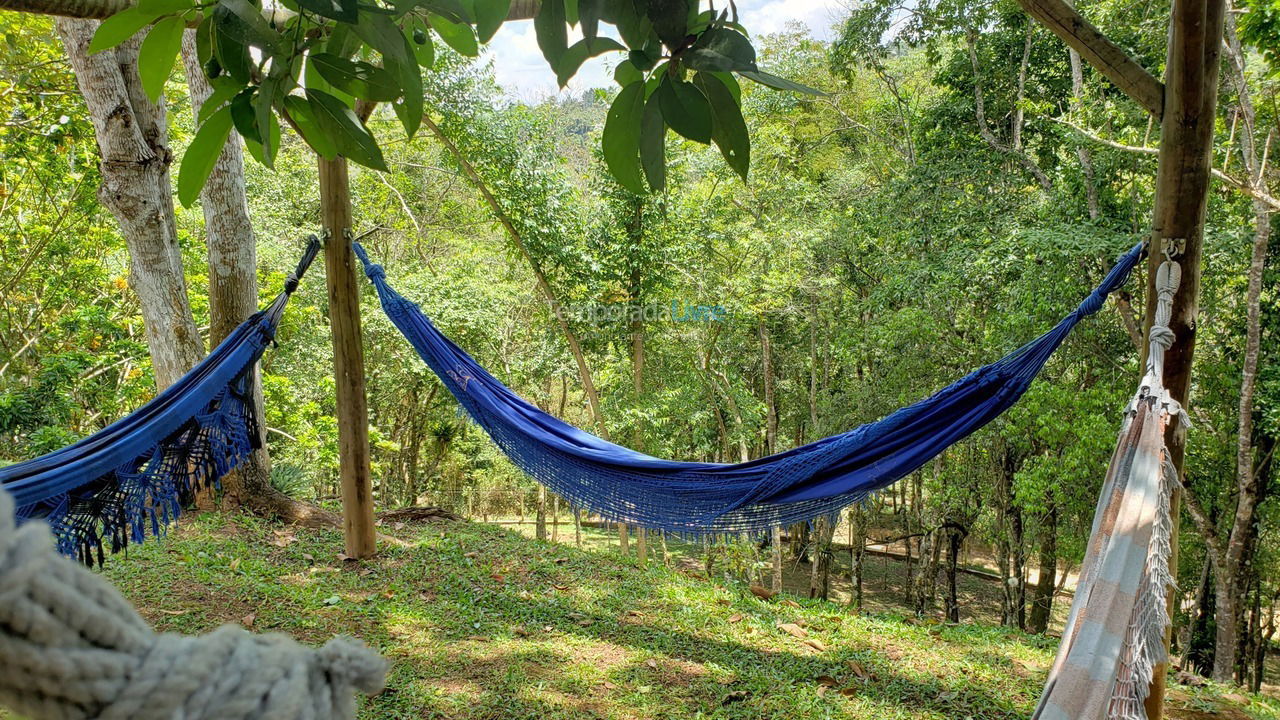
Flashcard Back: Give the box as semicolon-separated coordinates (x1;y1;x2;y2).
32;513;1280;720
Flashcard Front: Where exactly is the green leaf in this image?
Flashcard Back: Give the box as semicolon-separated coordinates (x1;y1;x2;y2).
473;0;510;42
304;52;355;106
646;0;689;49
229;89;260;143
639;92;664;192
555;36;625;87
217;0;286;54
211;6;253;83
282;94;337;159
326;23;363;58
406;18;435;67
255;75;280;167
310;52;402;101
89;8;156;54
427;13;479;56
695;71;749;180
656;75;711;144
351;12;422;135
198;76;245;122
613;59;642;86
533;0;566;70
137;16;184;103
578;0;602;40
243;110;280;166
177;105;234;207
738;69;823;95
601;81;645;194
306;88;387;171
564;0;578;26
684;27;756;72
710;70;740;102
295;0;357;23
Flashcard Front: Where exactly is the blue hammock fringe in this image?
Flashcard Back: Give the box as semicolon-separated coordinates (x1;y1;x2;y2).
0;237;320;564
355;241;1145;534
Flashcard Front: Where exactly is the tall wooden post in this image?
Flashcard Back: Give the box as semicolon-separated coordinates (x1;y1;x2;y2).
319;155;377;558
1142;1;1225;715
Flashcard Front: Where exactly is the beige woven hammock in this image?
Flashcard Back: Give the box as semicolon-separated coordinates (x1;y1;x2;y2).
1033;253;1184;720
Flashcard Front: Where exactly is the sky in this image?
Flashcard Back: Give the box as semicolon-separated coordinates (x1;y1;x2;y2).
483;0;849;101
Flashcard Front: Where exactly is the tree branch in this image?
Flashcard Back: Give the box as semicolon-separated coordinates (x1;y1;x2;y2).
1014;0;1164;117
0;0;538;21
965;31;1052;191
1056;117;1280;212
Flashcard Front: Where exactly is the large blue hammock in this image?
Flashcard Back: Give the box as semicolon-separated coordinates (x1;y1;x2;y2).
0;238;320;564
355;241;1145;533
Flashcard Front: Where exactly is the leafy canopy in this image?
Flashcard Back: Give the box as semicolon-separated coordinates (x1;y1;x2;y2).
88;0;822;205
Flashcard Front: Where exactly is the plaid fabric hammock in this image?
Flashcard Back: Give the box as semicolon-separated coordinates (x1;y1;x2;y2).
0;238;320;564
1033;254;1183;720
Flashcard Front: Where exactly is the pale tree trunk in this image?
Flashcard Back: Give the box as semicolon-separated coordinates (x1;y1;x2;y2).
1068;49;1100;220
177;35;337;527
1177;9;1274;684
57;18;203;388
849;505;867;611
1028;501;1058;634
771;525;783;593
536;485;546;540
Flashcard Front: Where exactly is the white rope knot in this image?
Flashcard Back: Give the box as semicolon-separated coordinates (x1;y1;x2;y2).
0;486;388;720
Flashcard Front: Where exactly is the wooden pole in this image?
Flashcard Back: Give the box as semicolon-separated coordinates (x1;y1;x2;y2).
1141;1;1225;715
318;155;377;559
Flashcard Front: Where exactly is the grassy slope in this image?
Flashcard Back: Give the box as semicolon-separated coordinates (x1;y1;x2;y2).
55;513;1279;720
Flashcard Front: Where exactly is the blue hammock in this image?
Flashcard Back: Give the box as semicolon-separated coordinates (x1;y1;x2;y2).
355;241;1145;534
0;238;320;564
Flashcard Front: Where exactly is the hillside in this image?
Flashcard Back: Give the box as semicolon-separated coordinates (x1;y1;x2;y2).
50;514;1277;720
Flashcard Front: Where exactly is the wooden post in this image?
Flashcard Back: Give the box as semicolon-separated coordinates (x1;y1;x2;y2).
318;155;377;559
1142;1;1225;714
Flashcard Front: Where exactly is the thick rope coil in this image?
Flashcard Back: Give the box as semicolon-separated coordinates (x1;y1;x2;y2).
0;484;387;720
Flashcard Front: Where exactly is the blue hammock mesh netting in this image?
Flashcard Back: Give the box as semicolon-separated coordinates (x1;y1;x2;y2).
354;241;1146;535
0;238;320;564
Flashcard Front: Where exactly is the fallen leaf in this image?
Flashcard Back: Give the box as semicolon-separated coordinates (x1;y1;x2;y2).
302;553;315;562
846;660;872;680
241;613;256;628
749;584;776;600
336;552;352;562
816;685;829;697
803;638;827;652
577;619;593;627
626;609;645;617
553;584;570;591
781;599;802;609
778;622;808;639
465;635;488;642
816;675;839;687
601;681;617;690
359;568;373;577
394;522;405;530
937;690;958;702
513;625;531;637
645;659;658;670
722;690;750;705
490;573;505;581
728;613;744;623
419;591;436;602
839;687;858;697
553;557;568;564
464;551;479;559
229;558;241;572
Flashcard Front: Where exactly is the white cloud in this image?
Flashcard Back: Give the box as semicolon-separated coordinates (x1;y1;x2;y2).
485;0;848;101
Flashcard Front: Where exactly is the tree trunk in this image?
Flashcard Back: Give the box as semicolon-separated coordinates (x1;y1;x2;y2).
771;525;783;594
945;523;967;623
1068;49;1100;220
535;485;547;540
1028;502;1058;635
849;505;866;611
178;33;336;526
760;319;777;455
56;19;203;389
1207;11;1274;683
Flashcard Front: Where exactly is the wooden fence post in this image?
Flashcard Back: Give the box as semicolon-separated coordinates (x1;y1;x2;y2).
318;155;377;558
